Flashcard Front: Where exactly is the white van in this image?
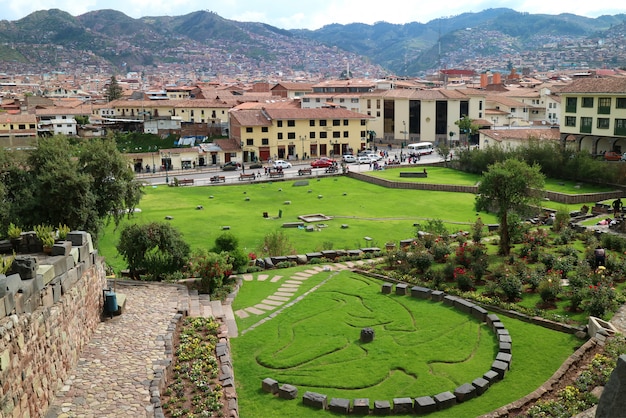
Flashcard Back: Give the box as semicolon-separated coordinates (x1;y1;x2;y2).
407;142;434;155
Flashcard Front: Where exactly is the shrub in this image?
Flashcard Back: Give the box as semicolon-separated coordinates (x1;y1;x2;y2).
454;266;474;291
260;230;295;256
538;271;561;303
431;239;451;263
585;281;617;318
471;217;485;243
407;251;433;273
188;250;232;296
552;207;570;233
499;274;523;302
442;262;456;281
213;232;239;252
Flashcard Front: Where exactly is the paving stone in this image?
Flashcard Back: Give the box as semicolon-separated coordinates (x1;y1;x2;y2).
329;397;350;414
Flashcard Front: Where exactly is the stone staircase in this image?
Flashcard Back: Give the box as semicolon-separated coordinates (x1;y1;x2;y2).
181;287;239;337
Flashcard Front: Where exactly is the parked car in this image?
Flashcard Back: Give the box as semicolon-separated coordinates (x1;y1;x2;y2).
311;158;335;168
221;161;239;171
357;155;371;164
272;160;292;169
367;153;382;162
342;154;356;163
604;151;624;161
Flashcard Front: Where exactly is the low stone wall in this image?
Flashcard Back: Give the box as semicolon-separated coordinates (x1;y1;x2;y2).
0;232;105;418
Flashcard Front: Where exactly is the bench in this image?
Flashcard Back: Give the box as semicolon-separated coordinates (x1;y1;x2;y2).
178;178;194;185
325;166;338;173
239;173;256;181
400;170;427;178
210;175;226;183
298;168;312;176
269;171;285;178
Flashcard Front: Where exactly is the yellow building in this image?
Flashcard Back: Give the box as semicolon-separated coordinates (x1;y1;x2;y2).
0;113;38;149
558;77;626;155
229;102;372;162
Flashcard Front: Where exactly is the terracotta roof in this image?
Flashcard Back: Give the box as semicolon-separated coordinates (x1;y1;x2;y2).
557;77;626;94
263;107;371;120
272;82;314;91
0;113;37;123
480;128;561;142
214;138;241;152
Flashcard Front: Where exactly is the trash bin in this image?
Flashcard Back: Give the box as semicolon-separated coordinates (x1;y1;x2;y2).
263;212;268;218
103;289;118;318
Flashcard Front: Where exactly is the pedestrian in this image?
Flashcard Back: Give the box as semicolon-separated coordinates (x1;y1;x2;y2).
612;198;623;217
594;246;606;268
264;167;268;175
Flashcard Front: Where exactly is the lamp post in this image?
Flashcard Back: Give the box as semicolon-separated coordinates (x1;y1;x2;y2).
300;135;306;160
163;152;171;184
151;146;156;173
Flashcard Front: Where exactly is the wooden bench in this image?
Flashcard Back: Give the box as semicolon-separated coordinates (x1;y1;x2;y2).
210;175;226;183
269;171;285;178
239;173;256;181
325;166;339;173
298;168;312;176
178;178;194;185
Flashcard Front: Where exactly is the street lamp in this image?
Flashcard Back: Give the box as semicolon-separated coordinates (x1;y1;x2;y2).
162;152;171;184
300;135;306;160
151;146;156;173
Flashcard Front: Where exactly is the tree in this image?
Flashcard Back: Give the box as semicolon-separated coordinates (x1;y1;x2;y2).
116;222;190;280
455;115;479;147
475;159;545;255
106;76;123;102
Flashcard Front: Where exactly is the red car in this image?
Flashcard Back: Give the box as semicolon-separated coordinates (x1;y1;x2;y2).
310;158;336;168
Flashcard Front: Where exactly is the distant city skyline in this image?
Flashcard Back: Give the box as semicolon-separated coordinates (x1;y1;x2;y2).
0;0;625;30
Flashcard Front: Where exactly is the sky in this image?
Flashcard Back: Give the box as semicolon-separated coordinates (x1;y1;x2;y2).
0;0;625;30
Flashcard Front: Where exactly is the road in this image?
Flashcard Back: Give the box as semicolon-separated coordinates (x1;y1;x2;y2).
134;150;446;186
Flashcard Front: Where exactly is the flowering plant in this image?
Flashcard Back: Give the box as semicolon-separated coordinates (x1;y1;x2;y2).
248;252;257;260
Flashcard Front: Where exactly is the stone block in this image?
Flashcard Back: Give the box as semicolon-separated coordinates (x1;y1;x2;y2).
329;398;350;414
596;354;626;417
261;378;278;394
0;273;22;298
67;231;87;246
395;283;408;295
492;321;505;331
52;279;62;302
483;369;499;383
305;252;323;260
499;334;512;345
454;383;477;402
321;250;337;259
11;256;38;279
443;295;458;306
410;286;431;299
430;290;444;301
271;256;288;264
302;391;327;409
433;391;456;409
381;283;392;294
278;384;298;399
51;241;72;256
76;243;90;263
486;314;500;327
454;298;475;314
472;377;490;395
499;341;512;354
491;360;509;380
496;352;512;367
69;247;80;264
18;276;44;299
496;328;510;337
414;396;437;414
2;293;14;317
263;257;274;269
37;264;56;286
392;397;413;414
471;305;488;322
373;400;390;415
352;398;370;415
41;286;54;307
47;255;70;277
0;297;5;320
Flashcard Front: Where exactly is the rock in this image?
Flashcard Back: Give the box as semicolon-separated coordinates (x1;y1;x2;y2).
360;327;375;343
597;355;626;417
302;391;327;409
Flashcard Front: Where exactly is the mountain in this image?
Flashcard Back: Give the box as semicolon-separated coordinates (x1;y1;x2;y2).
0;8;624;77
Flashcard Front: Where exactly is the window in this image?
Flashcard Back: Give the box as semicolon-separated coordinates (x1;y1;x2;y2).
19;124;25;129
580;116;592;133
277;120;283;127
376;99;381;109
315;98;321;103
479;101;483;110
598;97;611;114
309;132;316;139
246;138;254;145
361;119;367;126
615;119;626;135
319;120;327;127
339;98;345;103
376;111;381;117
510;108;516;113
565;97;577;113
351;98;359;103
343;120;348;126
367;99;371;109
287;120;295;127
565;116;576;127
332;119;340;126
597;118;610;129
288;132;296;139
343;131;349;138
261;127;268;133
262;138;269;145
320;132;327;139
617;98;626;109
310;120;315;126
582;97;594;107
302;98;310;103
246;127;253;133
333;131;341;138
277;133;283;140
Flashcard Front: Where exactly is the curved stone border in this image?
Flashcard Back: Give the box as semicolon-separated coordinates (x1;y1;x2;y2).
258;278;511;415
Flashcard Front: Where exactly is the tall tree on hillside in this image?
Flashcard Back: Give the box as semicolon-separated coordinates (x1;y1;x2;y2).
106;75;123;102
475;159;545;255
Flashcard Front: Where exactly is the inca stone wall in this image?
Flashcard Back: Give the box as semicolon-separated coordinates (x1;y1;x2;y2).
0;233;106;418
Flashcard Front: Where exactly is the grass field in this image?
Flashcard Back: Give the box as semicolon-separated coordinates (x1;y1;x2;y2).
231;269;582;417
98;170;606;273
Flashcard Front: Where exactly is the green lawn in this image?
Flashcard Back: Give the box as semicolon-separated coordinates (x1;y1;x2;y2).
369;166;481;185
231;270;582;417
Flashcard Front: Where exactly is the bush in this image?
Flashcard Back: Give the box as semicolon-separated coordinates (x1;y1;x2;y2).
585;281;617;318
407;251;434;273
260;230;295;256
214;232;239;252
538;272;561;303
471;217;485;243
499;274;523;302
454;267;474;291
431;239;451;263
188;250;232;296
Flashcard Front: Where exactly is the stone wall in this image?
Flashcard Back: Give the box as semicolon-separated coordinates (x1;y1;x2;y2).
0;232;105;418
